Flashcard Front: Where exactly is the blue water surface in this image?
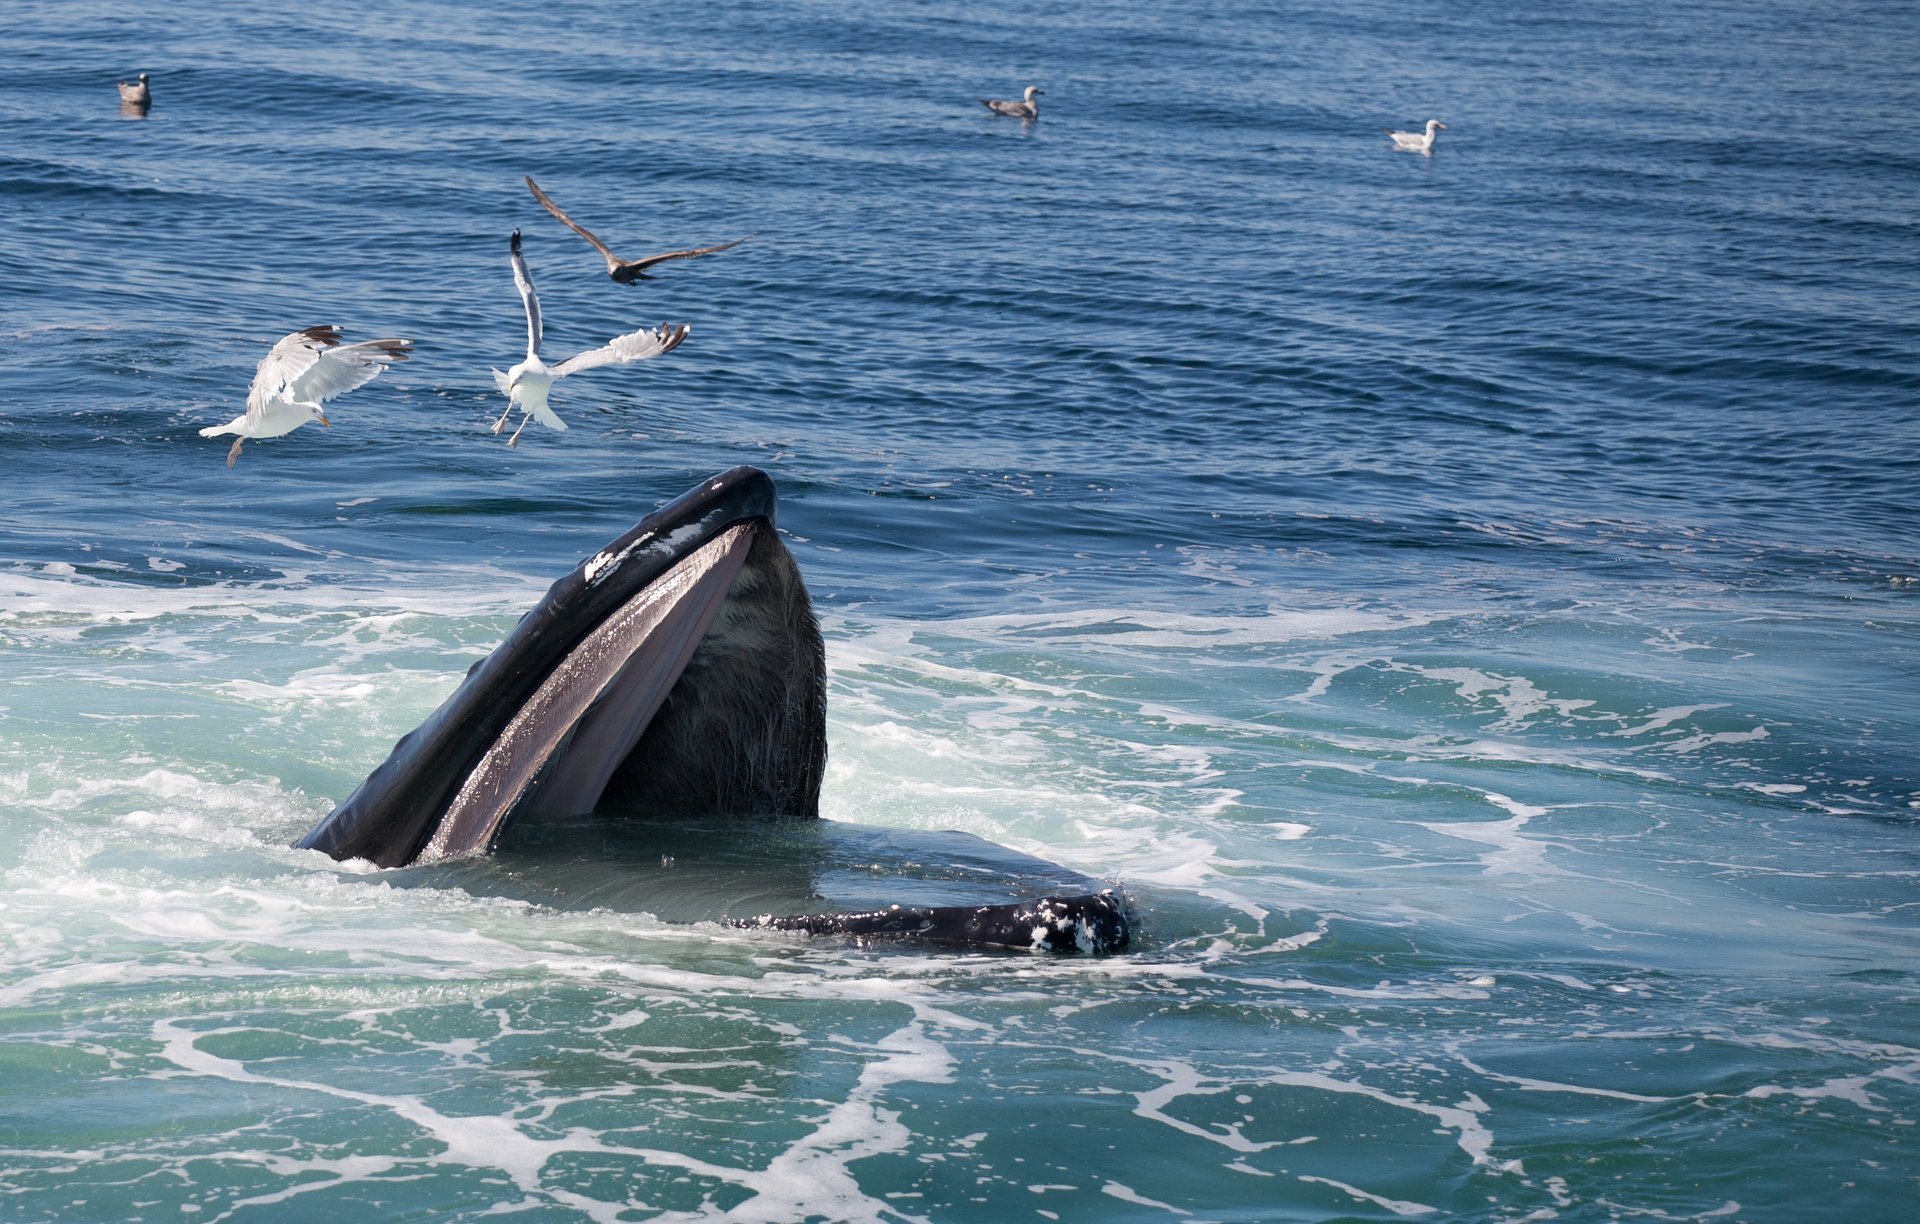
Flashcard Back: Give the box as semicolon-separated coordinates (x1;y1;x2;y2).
3;1;1918;1220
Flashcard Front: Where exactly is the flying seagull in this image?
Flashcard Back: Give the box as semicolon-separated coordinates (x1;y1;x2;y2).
981;86;1043;120
200;326;412;467
1385;119;1447;154
524;176;747;284
491;229;691;446
117;73;150;107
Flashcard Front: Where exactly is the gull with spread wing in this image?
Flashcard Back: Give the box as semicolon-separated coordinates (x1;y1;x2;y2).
525;176;747;284
200;326;411;467
491;230;690;446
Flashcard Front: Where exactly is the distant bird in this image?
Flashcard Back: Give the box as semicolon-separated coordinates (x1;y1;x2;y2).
981;85;1043;120
117;73;150;107
1385;119;1447;155
200;326;412;467
524;176;747;284
491;230;690;446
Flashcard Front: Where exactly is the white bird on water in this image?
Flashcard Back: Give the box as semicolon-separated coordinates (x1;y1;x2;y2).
117;73;150;107
491;230;690;446
1385;119;1447;155
981;85;1043;120
199;326;412;467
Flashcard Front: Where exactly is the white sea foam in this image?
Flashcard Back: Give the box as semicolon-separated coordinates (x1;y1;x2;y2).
1108;1051;1513;1172
931;605;1440;652
145;990;974;1224
1663;726;1769;754
1298;1174;1437;1217
1102;1180;1193;1215
1398;663;1594;729
1603;704;1725;738
1446;1047;1675;1104
0;564;547;626
1419;792;1568;879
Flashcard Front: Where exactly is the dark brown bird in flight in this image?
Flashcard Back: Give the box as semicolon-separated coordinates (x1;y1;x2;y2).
524;176;747;284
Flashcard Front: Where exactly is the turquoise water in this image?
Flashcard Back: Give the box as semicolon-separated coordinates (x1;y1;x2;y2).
3;0;1918;1219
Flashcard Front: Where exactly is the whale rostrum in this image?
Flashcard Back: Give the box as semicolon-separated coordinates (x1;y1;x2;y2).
297;466;1129;955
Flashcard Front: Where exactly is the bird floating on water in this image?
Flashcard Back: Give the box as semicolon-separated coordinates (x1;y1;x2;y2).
117;73;150;108
1385;119;1447;155
524;176;747;284
981;86;1043;120
491;230;690;446
200;326;412;467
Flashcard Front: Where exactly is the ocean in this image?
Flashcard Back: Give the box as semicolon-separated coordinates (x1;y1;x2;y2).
3;0;1917;1219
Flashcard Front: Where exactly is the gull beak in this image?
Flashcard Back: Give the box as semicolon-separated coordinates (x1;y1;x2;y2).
316;411;331;427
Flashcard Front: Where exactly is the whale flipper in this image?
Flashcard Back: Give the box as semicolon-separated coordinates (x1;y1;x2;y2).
733;891;1131;954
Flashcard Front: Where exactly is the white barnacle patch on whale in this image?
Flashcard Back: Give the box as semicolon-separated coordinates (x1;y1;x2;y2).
582;548;620;584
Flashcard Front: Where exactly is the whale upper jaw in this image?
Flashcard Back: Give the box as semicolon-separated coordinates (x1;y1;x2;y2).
298;466;825;869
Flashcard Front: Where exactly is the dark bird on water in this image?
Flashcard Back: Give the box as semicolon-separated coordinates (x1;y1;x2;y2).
981;85;1043;120
523;176;748;284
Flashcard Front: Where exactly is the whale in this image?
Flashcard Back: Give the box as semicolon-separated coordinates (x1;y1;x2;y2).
297;466;1129;954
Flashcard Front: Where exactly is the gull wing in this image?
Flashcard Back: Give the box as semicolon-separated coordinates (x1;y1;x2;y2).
510;230;542;360
246;326;341;420
551;323;690;380
289;337;412;405
622;236;749;275
526;176;621;271
528;176;746;281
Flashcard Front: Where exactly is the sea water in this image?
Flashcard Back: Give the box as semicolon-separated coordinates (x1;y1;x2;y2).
2;1;1917;1219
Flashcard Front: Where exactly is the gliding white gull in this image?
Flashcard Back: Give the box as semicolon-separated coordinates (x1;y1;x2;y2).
981;86;1043;120
199;326;412;467
1385;119;1447;154
491;230;690;446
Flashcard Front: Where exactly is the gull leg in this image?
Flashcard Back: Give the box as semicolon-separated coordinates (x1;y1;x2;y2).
226;437;244;468
490;402;515;434
507;414;530;447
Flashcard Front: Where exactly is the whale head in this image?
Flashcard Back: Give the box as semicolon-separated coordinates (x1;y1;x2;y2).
299;466;825;868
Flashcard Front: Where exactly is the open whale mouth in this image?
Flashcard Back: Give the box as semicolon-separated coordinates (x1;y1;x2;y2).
422;521;761;857
298;467;1129;954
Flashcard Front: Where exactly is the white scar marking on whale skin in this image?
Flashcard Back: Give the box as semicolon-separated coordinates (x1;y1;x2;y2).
586;522;706;586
